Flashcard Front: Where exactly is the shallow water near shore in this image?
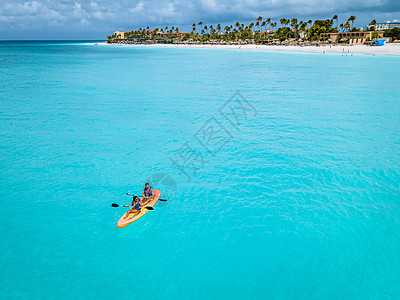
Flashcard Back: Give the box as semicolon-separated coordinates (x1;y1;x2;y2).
1;41;400;299
104;41;400;56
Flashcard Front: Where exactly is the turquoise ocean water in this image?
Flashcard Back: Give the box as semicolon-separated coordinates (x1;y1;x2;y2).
1;41;400;299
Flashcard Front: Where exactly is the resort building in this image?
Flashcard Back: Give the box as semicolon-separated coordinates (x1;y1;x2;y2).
113;31;125;39
321;31;384;44
374;20;400;30
259;29;275;35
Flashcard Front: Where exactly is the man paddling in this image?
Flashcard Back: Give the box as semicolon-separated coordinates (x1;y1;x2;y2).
141;183;154;206
124;196;141;219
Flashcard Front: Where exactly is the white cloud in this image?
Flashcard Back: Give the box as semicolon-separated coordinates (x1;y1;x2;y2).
0;0;398;38
22;1;41;14
130;1;145;13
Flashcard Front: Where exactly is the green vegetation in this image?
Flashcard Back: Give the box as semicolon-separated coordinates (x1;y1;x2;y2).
383;27;400;41
107;15;393;45
274;27;294;41
368;19;377;31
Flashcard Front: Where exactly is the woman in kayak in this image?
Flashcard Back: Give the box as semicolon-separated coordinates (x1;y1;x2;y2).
124;196;141;219
141;183;154;206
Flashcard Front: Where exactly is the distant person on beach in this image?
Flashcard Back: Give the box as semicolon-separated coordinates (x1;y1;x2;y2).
124;196;141;219
142;183;154;205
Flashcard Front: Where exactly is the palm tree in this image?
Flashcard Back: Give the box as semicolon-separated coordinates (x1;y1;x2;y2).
344;22;351;32
217;24;221;33
249;22;254;32
299;21;306;31
369;19;376;30
271;22;277;31
223;26;230;40
280;18;286;28
347;16;356;30
290;18;297;28
210;26;216;37
256;17;262;34
261;21;266;32
339;23;343;32
291;18;298;38
235;22;240;30
198;21;203;34
307;20;312;28
192;23;196;33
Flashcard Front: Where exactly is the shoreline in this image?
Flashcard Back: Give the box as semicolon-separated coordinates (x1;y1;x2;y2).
96;42;400;56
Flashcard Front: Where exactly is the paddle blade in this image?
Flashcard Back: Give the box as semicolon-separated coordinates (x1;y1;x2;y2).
111;203;120;207
158;199;167;202
145;206;154;210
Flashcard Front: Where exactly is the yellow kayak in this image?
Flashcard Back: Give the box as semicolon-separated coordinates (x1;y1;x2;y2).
116;189;161;228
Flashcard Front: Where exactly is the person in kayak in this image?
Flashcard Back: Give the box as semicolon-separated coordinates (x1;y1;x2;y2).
141;183;154;205
124;196;141;219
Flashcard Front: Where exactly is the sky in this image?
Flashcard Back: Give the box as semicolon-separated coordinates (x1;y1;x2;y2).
0;0;399;40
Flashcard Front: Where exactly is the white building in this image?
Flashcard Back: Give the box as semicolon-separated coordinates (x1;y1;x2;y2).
113;31;125;39
375;20;400;30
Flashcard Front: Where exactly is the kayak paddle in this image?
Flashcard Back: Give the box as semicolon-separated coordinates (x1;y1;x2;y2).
111;203;154;210
111;203;129;207
126;193;168;201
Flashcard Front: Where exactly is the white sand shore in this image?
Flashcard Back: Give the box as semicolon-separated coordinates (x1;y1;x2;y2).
96;42;400;56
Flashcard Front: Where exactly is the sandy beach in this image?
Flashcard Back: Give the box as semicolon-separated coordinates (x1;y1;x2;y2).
97;42;400;56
